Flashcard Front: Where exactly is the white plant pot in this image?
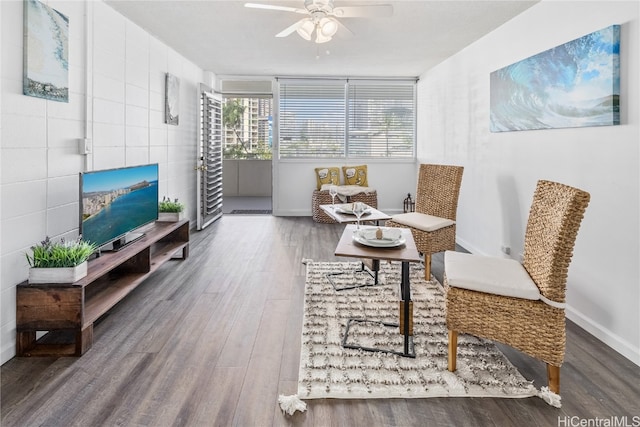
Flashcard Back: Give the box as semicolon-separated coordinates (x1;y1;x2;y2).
28;261;88;284
158;211;184;222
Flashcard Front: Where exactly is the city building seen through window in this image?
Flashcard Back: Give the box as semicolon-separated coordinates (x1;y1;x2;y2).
222;97;273;159
222;79;416;160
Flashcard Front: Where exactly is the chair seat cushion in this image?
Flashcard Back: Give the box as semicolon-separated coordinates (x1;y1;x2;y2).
444;251;541;300
391;212;454;232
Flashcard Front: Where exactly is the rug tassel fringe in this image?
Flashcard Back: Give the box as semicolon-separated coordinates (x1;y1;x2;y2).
278;394;307;416
537;386;562;408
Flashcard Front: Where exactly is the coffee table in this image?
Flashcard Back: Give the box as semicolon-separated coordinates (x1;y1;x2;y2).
320;203;392;289
333;224;421;358
320;203;391;225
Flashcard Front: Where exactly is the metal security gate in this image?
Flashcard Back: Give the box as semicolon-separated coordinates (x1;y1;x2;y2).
196;85;223;230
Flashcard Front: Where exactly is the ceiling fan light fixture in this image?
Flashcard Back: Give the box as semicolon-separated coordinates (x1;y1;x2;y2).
315;28;332;44
318;17;338;37
296;18;315;40
254;0;392;43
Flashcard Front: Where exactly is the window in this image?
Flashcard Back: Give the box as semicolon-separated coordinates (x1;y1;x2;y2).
222;96;273;159
278;79;415;159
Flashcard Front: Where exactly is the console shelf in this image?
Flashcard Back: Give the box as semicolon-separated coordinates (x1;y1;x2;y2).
16;220;189;357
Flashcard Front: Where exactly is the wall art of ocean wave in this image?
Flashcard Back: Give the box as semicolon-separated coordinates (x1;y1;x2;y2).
490;25;620;132
23;0;69;103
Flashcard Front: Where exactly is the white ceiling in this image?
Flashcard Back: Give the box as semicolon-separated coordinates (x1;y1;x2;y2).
104;0;539;78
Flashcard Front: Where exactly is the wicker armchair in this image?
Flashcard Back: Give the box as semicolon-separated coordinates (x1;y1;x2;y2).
385;164;464;280
444;180;590;394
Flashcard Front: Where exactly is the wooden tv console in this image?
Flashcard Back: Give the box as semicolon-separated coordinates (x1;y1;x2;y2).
16;219;189;357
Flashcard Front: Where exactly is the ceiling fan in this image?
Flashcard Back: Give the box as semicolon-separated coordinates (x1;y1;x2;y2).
244;1;393;44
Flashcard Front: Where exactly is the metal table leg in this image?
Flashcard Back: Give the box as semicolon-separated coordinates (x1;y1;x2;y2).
341;260;415;358
399;261;414;357
327;260;380;291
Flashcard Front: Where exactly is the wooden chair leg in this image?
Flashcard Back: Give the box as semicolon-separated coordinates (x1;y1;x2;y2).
424;254;432;280
448;330;458;372
547;364;560;394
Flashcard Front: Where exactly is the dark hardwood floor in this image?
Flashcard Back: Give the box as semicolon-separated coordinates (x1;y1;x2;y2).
2;216;638;426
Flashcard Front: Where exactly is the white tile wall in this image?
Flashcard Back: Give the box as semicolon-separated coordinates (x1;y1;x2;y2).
0;43;21;81
46;203;81;238
93;122;125;147
125;19;149;53
47;118;84;149
0;1;21;51
149;38;168;70
48;94;87;121
2;246;36;290
1;148;47;183
0;80;47;118
93;74;125;103
48;146;85;178
1;286;16;324
1;180;47;220
48;175;80;208
150;109;165;128
150;127;168;146
0;0;4;364
0;0;204;364
150;70;166;95
1;114;47;148
1;211;47;256
93;98;125;125
94;52;126;81
126;125;149;147
91;146;125;170
126;59;149;89
149;145;168;166
125;147;151;166
126;105;149;128
149;90;163;113
125;83;149;109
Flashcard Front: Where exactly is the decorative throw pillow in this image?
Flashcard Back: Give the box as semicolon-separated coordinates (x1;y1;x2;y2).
342;165;368;186
314;167;340;190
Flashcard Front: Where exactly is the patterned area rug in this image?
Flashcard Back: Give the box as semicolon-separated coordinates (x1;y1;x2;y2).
295;259;542;401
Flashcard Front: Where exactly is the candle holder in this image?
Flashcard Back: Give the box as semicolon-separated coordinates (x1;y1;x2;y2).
403;193;415;213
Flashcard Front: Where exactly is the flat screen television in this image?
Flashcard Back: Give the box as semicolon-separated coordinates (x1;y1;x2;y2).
80;164;159;251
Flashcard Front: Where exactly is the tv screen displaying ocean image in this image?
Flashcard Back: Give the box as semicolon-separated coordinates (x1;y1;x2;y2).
81;164;159;248
490;25;620;132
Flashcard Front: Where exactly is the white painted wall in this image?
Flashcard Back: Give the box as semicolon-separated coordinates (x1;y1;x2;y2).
0;0;204;364
273;160;418;216
417;0;639;365
223;159;272;197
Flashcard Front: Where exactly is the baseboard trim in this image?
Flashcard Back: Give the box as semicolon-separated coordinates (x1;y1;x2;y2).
566;305;640;367
455;237;639;367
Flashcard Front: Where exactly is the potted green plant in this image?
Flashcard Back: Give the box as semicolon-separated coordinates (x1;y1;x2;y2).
158;196;185;222
26;236;97;284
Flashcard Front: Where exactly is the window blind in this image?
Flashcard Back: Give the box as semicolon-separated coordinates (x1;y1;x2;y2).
278;79;415;159
348;83;415;158
279;82;346;158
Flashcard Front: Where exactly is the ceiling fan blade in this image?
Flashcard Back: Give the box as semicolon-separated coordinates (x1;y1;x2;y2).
331;5;393;18
275;18;306;38
337;20;354;37
244;3;307;14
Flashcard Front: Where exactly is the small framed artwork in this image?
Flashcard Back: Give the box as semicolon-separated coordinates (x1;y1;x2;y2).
165;73;180;125
23;0;69;102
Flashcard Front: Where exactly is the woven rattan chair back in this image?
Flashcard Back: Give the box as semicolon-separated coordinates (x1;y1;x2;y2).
415;164;464;221
522;180;591;303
